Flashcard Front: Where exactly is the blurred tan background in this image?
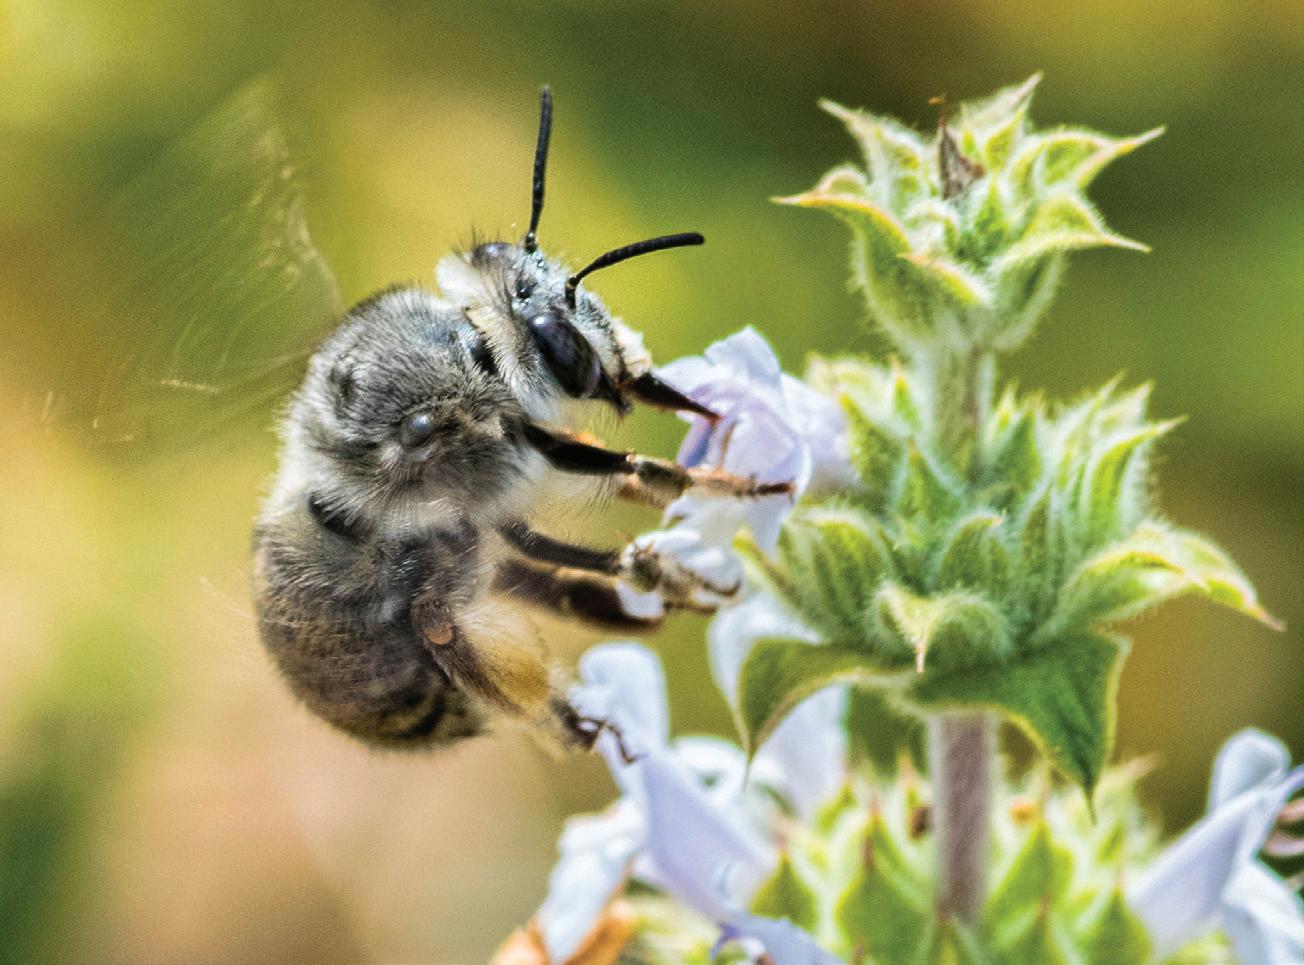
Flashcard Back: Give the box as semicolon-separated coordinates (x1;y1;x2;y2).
1;0;1301;962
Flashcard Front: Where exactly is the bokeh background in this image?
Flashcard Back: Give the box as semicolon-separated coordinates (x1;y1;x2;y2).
2;1;1301;961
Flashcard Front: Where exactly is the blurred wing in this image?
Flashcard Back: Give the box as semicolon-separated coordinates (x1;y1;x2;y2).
69;78;341;456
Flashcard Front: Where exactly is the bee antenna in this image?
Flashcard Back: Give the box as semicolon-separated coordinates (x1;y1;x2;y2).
523;86;553;254
565;232;704;308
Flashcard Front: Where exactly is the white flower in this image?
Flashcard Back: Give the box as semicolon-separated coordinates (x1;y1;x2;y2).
1128;729;1304;961
659;326;854;551
709;592;848;821
535;643;844;964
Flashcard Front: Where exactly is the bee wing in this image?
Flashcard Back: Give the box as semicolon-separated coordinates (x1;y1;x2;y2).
57;79;341;458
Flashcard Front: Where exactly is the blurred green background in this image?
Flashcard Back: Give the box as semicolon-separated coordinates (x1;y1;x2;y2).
1;0;1300;962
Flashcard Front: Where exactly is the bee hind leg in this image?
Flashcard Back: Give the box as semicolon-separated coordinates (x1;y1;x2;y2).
552;697;640;764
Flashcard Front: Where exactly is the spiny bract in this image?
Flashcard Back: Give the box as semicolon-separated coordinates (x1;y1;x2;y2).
780;74;1162;356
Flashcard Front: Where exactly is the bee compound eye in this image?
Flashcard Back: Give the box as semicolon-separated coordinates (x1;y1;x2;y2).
528;313;602;399
399;410;437;449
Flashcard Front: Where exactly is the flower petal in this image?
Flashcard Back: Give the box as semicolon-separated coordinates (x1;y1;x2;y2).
1222;860;1304;964
635;749;775;920
1128;736;1304;957
574;643;670;769
1210;728;1290;810
752;686;849;821
720;912;845;964
658;327;851;552
708;592;821;704
537;802;645;963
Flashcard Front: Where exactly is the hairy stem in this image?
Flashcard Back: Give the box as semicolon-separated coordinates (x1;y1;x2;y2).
929;712;994;923
918;347;995;471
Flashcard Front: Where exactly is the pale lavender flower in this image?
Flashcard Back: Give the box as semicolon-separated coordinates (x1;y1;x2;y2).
613;327;853;621
1128;729;1304;961
709;592;848;821
536;643;844;964
658;326;853;551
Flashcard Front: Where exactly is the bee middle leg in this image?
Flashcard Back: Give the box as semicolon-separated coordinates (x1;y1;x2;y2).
523;422;791;510
499;520;741;612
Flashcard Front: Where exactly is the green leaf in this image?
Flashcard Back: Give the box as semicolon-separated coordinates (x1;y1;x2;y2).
909;632;1127;796
997;192;1148;270
936;510;1011;595
957;73;1042;135
781;190;992;350
777;506;893;640
902;443;962;522
1009;127;1163;191
979;105;1027;170
925;920;992;965
845;686;925;773
984;819;1075;934
737;638;879;756
1044;534;1188;634
1078;421;1177;546
998;904;1073;965
1008;127;1157;190
900;251;994;307
1047;522;1281;634
812;356;889;408
1016;488;1057;624
1176;529;1283;628
819;100;934;208
751;853;819;933
781;191;935;344
842;397;904;505
990;250;1064;351
874;583;1013;672
957;176;1013;267
889;364;924;429
985;409;1042;505
1080;887;1151;965
835;814;929;965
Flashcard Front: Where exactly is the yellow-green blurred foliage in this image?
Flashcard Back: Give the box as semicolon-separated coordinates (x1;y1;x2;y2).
1;1;1300;962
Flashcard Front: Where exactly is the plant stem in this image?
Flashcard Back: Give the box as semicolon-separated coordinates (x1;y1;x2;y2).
929;711;994;924
918;346;994;469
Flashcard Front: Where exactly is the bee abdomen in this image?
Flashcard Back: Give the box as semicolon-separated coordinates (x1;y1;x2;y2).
252;516;489;748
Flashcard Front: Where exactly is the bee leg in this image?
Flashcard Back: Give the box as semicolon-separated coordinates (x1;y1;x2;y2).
494;557;671;629
552;698;640;763
410;595;557;721
523;422;791;508
498;520;621;575
499;520;740;612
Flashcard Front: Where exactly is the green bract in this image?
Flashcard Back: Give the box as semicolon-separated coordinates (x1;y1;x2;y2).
615;763;1231;964
742;361;1275;794
741;79;1276;798
779;74;1161;356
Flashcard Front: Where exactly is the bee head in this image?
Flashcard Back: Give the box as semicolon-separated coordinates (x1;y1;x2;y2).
435;87;715;421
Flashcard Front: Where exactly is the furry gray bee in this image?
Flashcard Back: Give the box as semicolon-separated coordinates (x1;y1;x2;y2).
253;89;783;752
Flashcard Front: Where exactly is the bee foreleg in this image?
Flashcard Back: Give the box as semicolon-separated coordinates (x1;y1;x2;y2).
522;421;791;508
494;557;671;629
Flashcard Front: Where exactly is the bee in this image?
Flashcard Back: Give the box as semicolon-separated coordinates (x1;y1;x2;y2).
252;89;783;752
